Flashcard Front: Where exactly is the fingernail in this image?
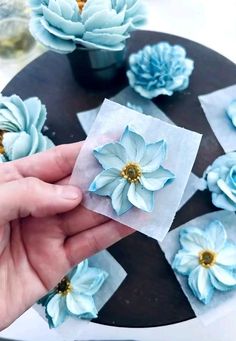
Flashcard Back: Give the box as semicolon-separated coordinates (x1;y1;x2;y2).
61;186;81;200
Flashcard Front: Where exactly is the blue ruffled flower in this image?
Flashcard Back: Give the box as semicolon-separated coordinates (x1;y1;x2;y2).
29;0;147;53
127;42;194;99
226;99;236;127
38;259;108;328
204;152;236;211
0;94;54;161
173;220;236;304
89;125;175;215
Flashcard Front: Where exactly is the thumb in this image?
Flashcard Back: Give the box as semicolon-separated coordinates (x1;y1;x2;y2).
0;177;82;224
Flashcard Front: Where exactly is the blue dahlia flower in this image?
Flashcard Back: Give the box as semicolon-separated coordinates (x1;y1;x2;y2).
127;42;194;99
0;94;54;161
204;152;236;211
29;0;147;53
89;125;175;215
226;99;236;127
173;220;236;304
38;259;108;328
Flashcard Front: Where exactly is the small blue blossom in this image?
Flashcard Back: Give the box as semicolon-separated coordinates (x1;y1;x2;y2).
127;42;194;99
0;94;54;161
38;259;108;328
29;0;147;53
173;220;236;304
226;99;236;127
204;152;236;211
89;125;175;215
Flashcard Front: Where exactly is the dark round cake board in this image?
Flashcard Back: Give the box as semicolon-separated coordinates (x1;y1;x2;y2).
3;30;236;328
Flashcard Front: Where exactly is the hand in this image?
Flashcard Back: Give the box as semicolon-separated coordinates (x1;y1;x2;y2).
0;143;133;330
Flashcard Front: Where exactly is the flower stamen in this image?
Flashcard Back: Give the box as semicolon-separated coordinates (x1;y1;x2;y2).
76;0;87;11
121;162;142;183
56;277;72;296
0;130;5;155
199;250;217;268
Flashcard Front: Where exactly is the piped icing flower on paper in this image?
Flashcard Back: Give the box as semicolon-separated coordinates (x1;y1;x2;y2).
127;42;194;99
89;126;175;215
226;99;236;127
29;0;147;53
204;152;236;211
0;94;54;161
172;220;236;304
38;260;108;328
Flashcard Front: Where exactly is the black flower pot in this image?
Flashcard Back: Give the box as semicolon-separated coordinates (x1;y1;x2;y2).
67;46;127;90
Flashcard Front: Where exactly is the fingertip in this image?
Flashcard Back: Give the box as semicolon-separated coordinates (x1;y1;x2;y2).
60;185;82;201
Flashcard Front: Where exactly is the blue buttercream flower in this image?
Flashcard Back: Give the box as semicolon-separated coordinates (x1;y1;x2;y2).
29;0;84;54
204;152;236;211
173;220;236;304
127;42;194;99
0;94;54;161
29;0;147;53
89;125;175;215
38;259;108;328
226;99;236;127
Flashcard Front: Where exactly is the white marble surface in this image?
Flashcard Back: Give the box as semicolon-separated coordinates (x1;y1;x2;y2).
1;1;236;340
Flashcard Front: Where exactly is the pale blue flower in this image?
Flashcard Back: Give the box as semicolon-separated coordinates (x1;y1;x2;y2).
0;94;54;161
127;42;194;99
204;152;236;211
173;220;236;304
226;99;236;127
38;259;108;328
89;125;175;215
29;0;147;53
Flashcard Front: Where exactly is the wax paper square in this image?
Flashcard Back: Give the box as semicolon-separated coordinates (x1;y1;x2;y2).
199;84;236;153
160;210;236;325
77;87;202;211
72;99;201;241
34;250;126;339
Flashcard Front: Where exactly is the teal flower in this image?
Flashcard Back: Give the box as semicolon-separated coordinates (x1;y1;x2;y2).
89;125;175;215
226;99;236;127
173;220;236;304
204;152;236;211
38;260;108;328
0;94;54;161
127;42;194;99
29;0;147;53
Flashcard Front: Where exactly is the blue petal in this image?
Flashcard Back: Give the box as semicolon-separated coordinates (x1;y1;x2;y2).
210;264;236;288
119;126;145;162
66;292;97;318
46;294;67;328
216;242;236;268
205;220;227;252
24;97;47;131
140;140;167;173
3;132;31;160
226;99;236;127
111;179;132;215
217;179;236;203
71;267;108;296
89;168;121;196
140;166;175;191
212;192;236;211
68;260;88;280
172;249;198;276
188;266;214;304
93;142;127;170
179;227;211;253
127;182;154;212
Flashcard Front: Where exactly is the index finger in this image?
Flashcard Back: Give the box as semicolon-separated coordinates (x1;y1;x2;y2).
0;142;82;184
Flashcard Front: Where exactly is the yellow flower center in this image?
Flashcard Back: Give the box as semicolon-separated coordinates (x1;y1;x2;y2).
199;250;217;268
0;131;5;155
121;162;142;183
56;277;72;296
76;0;87;11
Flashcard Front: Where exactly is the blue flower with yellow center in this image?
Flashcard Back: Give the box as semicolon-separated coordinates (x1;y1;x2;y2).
172;220;236;304
38;260;108;328
0;94;54;162
89;125;175;215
